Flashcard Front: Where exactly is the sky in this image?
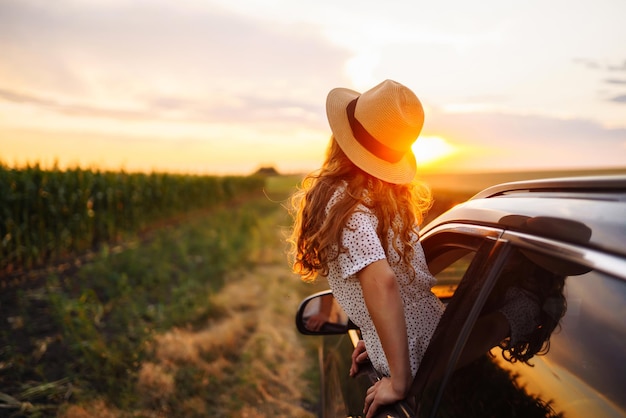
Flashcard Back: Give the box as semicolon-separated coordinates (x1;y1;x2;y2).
0;0;625;176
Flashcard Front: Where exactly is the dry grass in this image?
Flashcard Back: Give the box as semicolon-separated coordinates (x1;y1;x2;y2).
50;178;320;417
58;399;123;418
127;202;317;417
56;261;316;418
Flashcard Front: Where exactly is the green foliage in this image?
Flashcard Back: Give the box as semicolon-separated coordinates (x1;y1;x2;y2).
0;162;264;276
0;176;270;416
0;167;267;416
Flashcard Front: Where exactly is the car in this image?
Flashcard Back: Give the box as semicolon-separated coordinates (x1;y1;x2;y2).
295;175;626;418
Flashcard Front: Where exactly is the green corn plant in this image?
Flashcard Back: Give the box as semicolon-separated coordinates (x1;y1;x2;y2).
0;162;265;279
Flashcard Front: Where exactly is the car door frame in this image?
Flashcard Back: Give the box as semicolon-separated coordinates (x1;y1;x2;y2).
412;222;515;417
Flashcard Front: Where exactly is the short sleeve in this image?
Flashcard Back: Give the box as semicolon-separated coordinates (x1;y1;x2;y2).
335;206;386;279
499;287;541;346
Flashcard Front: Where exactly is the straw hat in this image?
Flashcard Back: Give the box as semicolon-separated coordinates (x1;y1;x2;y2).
326;79;424;184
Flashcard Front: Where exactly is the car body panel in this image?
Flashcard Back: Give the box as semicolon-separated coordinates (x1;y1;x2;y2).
424;192;626;258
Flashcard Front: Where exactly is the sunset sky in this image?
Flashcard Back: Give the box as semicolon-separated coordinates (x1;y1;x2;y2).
1;0;625;176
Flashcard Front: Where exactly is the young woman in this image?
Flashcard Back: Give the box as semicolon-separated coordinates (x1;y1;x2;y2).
289;80;444;417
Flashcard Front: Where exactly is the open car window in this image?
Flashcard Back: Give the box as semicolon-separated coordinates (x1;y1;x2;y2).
431;250;475;300
422;224;502;302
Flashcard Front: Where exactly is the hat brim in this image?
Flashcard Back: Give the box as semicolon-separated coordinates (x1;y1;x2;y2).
499;215;593;276
326;87;417;185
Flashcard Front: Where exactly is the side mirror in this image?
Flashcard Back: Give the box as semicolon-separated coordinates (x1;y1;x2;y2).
295;290;358;335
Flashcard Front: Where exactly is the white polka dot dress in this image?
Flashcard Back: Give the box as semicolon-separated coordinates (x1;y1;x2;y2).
324;185;444;378
498;287;541;346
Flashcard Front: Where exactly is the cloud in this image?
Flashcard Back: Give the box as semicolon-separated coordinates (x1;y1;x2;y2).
1;0;625;174
430;110;626;144
573;58;626;73
570;58;626;108
426;109;626;170
573;58;602;70
0;0;349;125
0;85;326;131
608;60;626;72
0;88;55;107
0;88;151;120
609;95;626;104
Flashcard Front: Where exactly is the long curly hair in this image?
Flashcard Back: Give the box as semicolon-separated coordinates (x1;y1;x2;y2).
288;137;432;282
485;250;567;364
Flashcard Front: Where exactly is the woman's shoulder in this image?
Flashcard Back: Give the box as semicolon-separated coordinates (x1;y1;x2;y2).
325;180;354;210
327;182;374;213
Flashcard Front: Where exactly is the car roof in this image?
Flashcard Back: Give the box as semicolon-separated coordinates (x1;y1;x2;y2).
423;175;626;259
470;175;626;200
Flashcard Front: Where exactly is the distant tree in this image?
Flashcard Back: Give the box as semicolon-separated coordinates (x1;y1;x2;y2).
254;166;280;176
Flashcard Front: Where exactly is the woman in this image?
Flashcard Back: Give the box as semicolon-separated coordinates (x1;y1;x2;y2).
289;80;444;417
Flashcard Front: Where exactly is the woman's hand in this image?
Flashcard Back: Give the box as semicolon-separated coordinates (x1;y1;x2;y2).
305;312;329;331
363;377;406;418
350;340;368;377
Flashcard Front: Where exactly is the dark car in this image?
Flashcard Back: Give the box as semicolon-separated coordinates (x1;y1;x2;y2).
295;175;626;418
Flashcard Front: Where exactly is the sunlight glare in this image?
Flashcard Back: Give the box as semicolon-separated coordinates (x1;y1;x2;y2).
412;136;456;166
346;51;380;89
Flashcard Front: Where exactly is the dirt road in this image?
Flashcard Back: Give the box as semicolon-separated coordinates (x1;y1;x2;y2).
59;203;321;418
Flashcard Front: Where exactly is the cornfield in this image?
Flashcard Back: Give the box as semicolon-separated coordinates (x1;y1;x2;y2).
0;163;265;278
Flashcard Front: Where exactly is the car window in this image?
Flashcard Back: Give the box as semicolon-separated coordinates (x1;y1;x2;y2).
431;247;626;418
491;269;626;418
422;228;498;301
431;250;474;300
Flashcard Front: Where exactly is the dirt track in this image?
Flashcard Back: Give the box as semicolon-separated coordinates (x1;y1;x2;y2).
59;207;321;418
140;264;318;417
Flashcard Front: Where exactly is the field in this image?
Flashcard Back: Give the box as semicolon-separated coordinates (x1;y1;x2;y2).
0;164;264;278
1;167;624;417
0;170;325;417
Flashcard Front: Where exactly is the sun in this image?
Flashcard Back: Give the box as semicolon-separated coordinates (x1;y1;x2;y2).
411;136;456;167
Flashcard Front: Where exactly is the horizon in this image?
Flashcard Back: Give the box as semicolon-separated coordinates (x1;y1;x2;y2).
2;157;624;179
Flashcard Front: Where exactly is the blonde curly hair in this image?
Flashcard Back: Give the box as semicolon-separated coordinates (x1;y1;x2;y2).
288;137;432;282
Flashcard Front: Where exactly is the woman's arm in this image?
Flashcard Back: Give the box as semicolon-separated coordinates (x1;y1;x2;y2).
358;259;411;418
457;311;510;369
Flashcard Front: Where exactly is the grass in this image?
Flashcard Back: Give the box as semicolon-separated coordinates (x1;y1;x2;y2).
0;163;263;276
0;175;325;417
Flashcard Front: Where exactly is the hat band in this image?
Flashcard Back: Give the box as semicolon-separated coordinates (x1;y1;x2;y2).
347;98;405;163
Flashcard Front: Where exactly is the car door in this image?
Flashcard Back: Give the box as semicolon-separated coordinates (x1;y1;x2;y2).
414;222;626;418
411;222;512;417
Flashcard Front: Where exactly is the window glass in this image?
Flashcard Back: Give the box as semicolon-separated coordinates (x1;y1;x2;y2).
431;251;474;299
434;248;626;418
492;270;626;418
